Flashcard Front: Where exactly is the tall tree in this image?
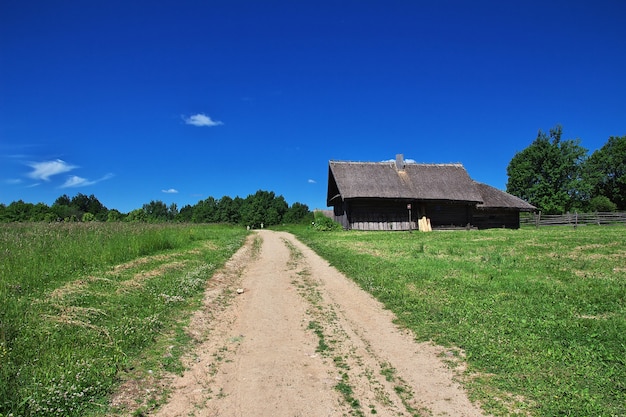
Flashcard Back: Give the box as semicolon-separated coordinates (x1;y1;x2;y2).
52;195;80;220
506;125;588;214
283;202;312;224
143;200;169;222
53;194;71;206
240;190;287;227
216;196;241;224
192;197;218;223
176;204;194;222
583;135;626;210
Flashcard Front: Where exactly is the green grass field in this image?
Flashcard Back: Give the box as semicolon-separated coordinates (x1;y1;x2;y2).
0;223;248;417
291;225;626;416
2;223;624;416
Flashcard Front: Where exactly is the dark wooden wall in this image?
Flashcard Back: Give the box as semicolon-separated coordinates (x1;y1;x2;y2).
332;199;522;230
332;199;477;231
345;199;415;231
472;209;520;229
424;202;472;228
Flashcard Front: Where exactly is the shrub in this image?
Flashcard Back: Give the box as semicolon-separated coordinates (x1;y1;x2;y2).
312;212;343;231
588;195;617;212
82;212;96;222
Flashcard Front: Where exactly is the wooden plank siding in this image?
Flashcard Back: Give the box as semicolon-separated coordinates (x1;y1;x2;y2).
333;199;478;231
348;200;415;231
332;199;414;231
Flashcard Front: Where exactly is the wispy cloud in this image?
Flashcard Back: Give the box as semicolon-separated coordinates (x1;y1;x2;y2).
4;178;23;185
161;188;179;194
60;173;114;188
61;176;94;188
27;159;77;181
183;113;223;127
308;179;317;184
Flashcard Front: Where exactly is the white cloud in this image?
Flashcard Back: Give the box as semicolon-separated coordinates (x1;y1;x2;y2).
61;176;93;188
308;179;317;184
60;173;114;188
382;158;417;164
27;159;77;181
4;178;22;185
162;188;179;194
184;113;223;127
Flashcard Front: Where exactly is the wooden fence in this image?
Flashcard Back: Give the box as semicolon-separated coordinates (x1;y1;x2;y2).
520;211;626;228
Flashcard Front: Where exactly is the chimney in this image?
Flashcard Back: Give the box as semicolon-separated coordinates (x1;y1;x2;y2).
395;154;405;171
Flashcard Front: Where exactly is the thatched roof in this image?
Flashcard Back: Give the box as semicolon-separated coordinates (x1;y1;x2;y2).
327;159;536;211
327;160;483;205
474;182;536;211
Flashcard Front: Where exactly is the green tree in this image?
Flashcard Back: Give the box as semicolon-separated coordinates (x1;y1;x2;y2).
87;194;108;220
51;203;80;221
216;196;241;223
51;194;77;220
54;194;71;206
50;193;108;221
26;203;51;221
282;202;311;224
267;195;288;225
143;200;169;222
70;193;108;220
506;125;588;214
176;205;194;222
106;209;124;222
1;200;34;222
583;135;626;210
192;197;218;223
168;203;178;220
70;193;90;215
125;208;146;222
240;190;287;227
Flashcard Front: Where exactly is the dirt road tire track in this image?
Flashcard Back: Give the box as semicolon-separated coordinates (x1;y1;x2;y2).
152;230;486;417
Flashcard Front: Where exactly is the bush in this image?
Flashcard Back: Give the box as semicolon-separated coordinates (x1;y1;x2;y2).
588;195;617;212
312;212;343;231
82;212;96;222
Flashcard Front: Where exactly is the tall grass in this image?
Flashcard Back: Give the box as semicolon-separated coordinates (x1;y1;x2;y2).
0;223;248;417
291;225;626;416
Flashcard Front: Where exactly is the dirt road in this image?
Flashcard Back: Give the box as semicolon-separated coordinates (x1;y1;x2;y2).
153;230;486;417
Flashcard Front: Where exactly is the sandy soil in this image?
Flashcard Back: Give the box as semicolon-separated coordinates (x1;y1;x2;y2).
151;230;487;417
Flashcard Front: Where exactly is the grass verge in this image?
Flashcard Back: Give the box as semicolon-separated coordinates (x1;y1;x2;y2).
0;223;248;417
289;225;626;416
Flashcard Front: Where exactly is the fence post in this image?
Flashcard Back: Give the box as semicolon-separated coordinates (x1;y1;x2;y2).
536;211;541;228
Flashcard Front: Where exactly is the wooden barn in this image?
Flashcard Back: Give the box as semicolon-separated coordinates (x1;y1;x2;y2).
326;155;535;231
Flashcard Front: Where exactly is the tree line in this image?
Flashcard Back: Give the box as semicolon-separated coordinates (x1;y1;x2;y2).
4;127;622;221
0;189;312;226
506;126;625;214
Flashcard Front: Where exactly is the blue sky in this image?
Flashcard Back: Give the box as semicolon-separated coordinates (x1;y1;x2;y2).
1;1;625;213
